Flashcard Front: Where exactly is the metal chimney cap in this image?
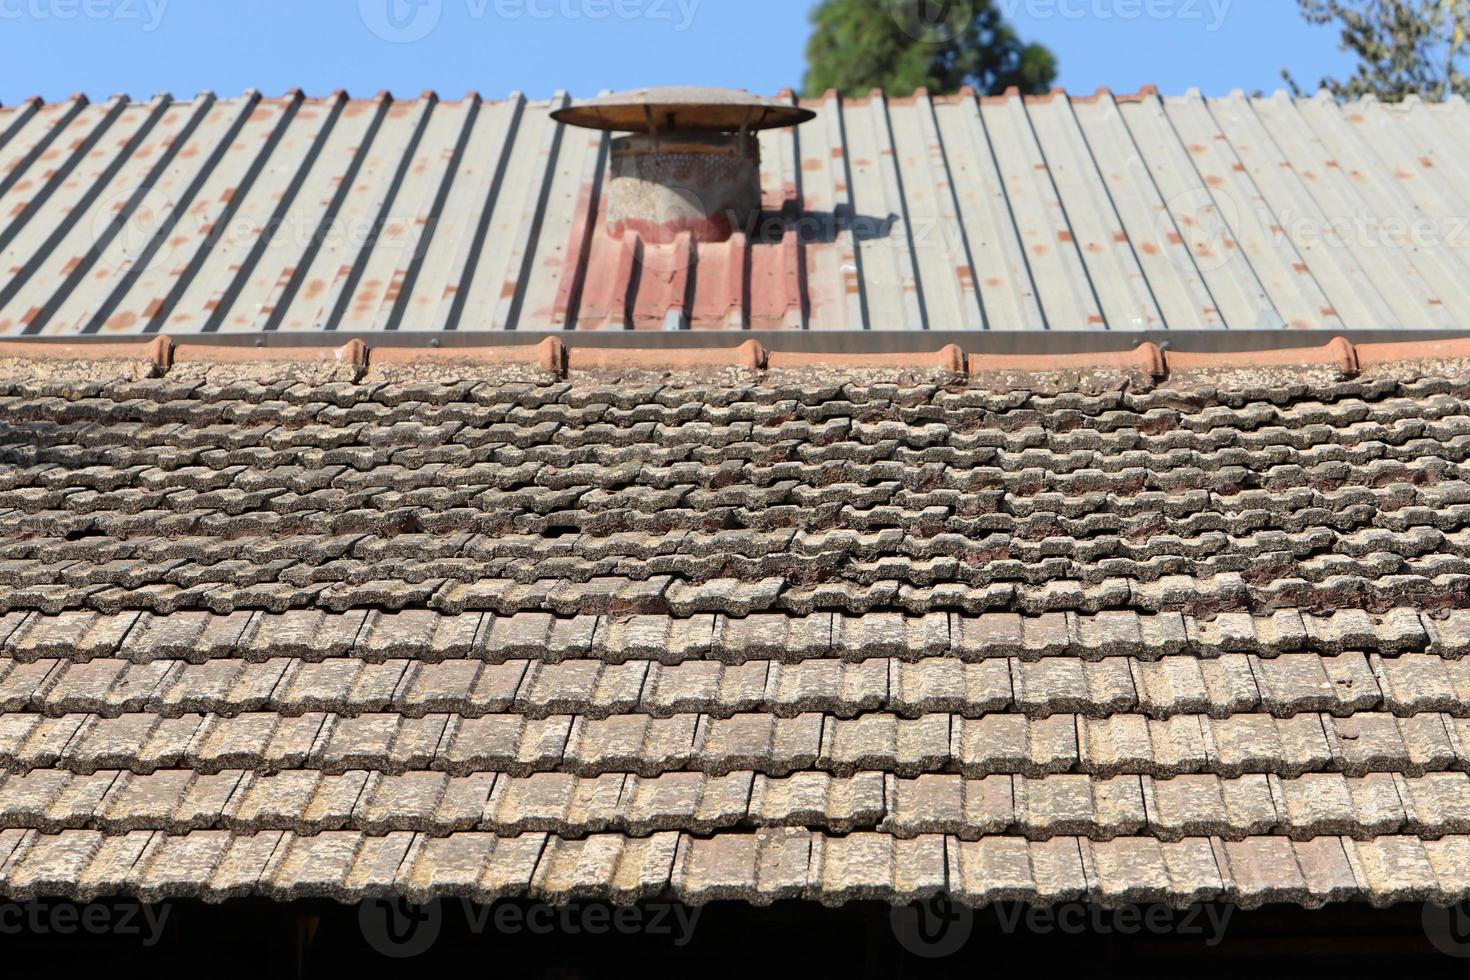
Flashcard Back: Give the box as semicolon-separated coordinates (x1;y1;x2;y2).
552;87;815;135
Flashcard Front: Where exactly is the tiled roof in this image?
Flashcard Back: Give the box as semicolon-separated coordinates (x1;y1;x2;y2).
4;88;1470;336
0;337;1469;909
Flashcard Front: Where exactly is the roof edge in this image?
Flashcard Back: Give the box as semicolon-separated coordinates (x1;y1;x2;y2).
4;328;1468;357
2;335;1468;385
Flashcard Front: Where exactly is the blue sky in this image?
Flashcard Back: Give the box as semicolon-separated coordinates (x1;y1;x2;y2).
0;0;1357;104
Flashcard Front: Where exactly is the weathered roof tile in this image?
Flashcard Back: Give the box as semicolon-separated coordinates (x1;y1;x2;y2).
1086;837;1222;908
954;715;1078;778
948;837;1087;906
810;833;946;907
672;828;811;905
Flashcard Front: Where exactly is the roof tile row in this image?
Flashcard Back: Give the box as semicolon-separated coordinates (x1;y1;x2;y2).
1;827;1466;910
2;609;1464;665
2;710;1466;780
6;768;1467;843
7;650;1469;721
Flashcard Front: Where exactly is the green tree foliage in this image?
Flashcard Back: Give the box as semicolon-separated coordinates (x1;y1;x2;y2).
1285;0;1470;100
803;0;1057;98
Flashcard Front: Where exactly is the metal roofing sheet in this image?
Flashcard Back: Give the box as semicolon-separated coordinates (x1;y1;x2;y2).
2;87;1470;336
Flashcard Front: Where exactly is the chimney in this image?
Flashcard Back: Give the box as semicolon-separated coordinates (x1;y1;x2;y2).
553;87;815;245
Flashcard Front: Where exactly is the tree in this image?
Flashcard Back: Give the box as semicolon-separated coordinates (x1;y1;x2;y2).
803;0;1057;98
1284;0;1470;100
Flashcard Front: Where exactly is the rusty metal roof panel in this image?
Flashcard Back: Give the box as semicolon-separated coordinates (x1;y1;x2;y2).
844;95;925;331
982;93;1105;330
1070;92;1223;330
1026;94;1162;331
931;94;1045;332
790;93;859;331
1164;91;1346;331
456;94;567;332
407;94;528;333
1249;94;1452;328
888;93;985;333
6;88;1470;337
1292;94;1470;325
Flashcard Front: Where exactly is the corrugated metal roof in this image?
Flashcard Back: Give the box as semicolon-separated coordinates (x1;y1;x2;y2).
2;87;1470;336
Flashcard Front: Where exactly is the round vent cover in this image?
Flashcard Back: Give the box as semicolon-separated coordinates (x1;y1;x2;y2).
552;87;815;135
